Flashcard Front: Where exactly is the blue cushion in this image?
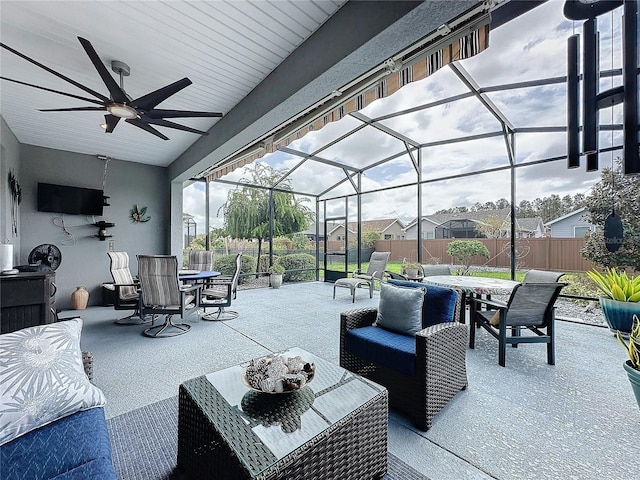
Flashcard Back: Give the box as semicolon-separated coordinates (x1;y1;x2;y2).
376;283;426;335
344;326;416;376
0;407;116;480
389;279;458;328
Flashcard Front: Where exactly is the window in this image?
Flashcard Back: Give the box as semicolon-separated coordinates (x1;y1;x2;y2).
384;234;392;240
574;226;590;238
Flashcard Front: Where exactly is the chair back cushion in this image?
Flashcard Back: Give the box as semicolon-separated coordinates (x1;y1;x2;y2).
188;250;214;271
421;264;451;277
389;279;458;327
137;255;181;307
376;283;426;335
107;252;137;299
523;269;564;283
505;282;565;326
344;325;417;376
364;251;390;280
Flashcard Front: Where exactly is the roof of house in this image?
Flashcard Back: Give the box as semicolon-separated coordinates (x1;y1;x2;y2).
405;209;543;232
303;218;405;236
545;207;588;226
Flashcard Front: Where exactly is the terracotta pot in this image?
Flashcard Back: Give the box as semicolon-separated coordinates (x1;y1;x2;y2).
71;285;89;310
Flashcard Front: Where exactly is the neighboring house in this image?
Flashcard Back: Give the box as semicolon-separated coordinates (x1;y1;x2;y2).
404;209;545;239
304;218;405;242
546;208;596;238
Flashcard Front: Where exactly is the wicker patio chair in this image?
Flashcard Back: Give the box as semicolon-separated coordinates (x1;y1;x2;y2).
340;280;467;431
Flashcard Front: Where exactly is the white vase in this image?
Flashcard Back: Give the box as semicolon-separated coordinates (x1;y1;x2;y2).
270;274;283;289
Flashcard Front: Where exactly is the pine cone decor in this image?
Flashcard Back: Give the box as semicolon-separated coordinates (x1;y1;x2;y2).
242;354;316;393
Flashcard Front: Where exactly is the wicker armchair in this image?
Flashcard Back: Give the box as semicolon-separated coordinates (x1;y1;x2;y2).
340;283;467;431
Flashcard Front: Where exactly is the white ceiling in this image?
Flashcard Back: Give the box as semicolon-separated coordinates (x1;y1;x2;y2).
0;0;346;167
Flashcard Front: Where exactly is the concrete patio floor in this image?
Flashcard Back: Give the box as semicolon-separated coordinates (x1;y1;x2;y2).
73;281;637;480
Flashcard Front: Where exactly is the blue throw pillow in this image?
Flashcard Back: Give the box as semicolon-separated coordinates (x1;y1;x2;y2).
375;283;426;335
388;279;458;327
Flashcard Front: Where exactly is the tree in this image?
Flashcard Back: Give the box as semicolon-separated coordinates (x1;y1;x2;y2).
446;240;490;275
581;159;640;271
361;230;381;248
220;164;313;273
475;214;510;239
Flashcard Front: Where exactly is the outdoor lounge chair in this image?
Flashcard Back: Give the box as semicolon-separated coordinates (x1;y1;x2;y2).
107;251;146;325
421;264;452;277
199;253;242;321
469;282;566;367
340;279;467;430
137;255;202;338
523;269;565;283
333;251;390;302
187;250;214;271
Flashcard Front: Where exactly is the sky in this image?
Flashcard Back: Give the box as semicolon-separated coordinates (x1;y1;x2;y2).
183;0;625;238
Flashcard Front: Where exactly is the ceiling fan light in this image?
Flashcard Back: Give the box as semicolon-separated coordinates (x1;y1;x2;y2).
107;103;138;119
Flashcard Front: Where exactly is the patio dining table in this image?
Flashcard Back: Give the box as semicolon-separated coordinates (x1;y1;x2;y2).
421;275;520;323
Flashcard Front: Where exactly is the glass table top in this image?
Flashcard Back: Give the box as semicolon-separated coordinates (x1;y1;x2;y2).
184;347;385;478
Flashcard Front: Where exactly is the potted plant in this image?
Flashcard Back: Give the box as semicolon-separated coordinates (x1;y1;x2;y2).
268;264;285;289
587;267;640;335
402;262;422;279
617;315;640;409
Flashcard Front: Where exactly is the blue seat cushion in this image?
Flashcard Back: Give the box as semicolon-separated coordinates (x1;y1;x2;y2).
0;407;116;480
389;279;458;328
344;325;416;376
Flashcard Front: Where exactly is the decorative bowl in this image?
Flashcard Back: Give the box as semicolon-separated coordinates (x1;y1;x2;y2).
241;354;315;394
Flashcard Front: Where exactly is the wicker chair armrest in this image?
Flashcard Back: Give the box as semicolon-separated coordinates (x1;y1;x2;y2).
340;308;378;332
415;321;467;381
82;350;94;382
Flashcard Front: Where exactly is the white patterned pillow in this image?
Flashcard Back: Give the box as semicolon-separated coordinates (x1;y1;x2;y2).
0;318;106;446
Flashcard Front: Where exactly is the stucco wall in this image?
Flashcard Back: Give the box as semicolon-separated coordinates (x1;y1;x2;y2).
0;117;21;264
18;145;169;310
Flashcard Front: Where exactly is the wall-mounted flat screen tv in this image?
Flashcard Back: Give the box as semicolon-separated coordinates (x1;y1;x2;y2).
37;182;104;216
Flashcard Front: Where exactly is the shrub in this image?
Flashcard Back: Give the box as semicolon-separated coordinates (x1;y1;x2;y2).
446;240;490;275
278;253;316;282
213;254;256;284
258;254;281;273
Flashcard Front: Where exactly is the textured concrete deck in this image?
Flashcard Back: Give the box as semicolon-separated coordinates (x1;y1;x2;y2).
74;281;637;480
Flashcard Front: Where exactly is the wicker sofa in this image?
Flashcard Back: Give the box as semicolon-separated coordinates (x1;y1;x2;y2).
340;280;468;431
0;321;117;480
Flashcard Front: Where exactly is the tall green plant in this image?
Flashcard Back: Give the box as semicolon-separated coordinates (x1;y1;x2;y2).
586;267;640;302
617;315;640;369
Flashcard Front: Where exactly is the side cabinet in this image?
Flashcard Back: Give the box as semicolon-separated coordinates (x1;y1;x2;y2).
0;272;57;334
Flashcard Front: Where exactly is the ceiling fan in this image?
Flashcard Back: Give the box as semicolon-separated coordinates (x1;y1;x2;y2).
0;37;223;140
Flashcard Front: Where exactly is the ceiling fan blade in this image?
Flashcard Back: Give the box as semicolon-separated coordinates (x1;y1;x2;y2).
1;42;110;102
125;118;169;140
146;109;223;119
104;114;120;133
39;106;105;112
0;77;106;106
144;118;210;135
77;37;128;104
132;78;192;111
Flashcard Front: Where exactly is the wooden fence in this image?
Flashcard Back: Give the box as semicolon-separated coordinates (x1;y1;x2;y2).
373;238;596;273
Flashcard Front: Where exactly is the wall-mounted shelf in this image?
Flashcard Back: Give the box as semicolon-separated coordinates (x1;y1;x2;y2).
93;221;115;241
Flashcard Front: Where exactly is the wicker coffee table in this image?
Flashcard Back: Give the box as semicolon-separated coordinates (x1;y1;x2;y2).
178;347;388;480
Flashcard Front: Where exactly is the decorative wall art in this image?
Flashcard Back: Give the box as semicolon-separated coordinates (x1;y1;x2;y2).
130;205;150;223
7;170;21;236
